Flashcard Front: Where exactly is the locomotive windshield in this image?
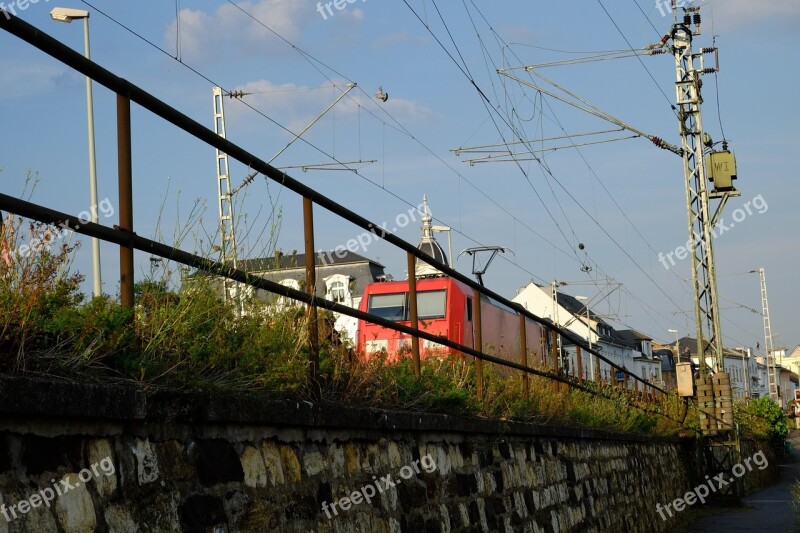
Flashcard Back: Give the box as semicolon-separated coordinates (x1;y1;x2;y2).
368;293;406;320
417;290;446;319
367;290;447;321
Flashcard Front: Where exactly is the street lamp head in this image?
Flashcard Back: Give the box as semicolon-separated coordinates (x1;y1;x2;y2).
575;296;588;301
668;328;678;334
50;7;90;22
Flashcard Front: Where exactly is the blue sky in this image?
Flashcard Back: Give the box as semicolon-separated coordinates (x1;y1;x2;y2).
1;0;797;352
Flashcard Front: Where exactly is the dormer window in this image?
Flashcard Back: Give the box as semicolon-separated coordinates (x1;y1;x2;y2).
324;274;352;305
277;279;301;308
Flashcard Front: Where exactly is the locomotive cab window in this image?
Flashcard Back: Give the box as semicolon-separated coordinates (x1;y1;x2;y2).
417;290;447;320
368;293;407;321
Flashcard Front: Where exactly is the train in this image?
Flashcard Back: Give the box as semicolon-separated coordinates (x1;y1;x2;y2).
356;276;548;366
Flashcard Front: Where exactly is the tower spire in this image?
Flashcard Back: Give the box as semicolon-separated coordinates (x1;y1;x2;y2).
414;194;448;278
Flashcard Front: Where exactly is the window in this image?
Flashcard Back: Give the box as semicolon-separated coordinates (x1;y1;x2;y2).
277;279;301;308
325;274;351;305
367;290;448;321
418;290;447;319
280;279;300;290
328;281;347;303
368;293;407;321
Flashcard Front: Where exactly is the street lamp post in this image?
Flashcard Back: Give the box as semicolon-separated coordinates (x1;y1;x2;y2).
51;7;101;298
668;328;680;363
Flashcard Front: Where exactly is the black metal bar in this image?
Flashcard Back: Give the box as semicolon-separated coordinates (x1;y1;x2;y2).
0;14;664;395
0;194;645;396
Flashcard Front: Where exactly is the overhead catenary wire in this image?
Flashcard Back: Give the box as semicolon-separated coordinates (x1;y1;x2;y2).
77;0;566;287
460;1;696;314
432;1;693;322
402;0;589;269
89;0;692;339
400;1;688;332
595;0;677;113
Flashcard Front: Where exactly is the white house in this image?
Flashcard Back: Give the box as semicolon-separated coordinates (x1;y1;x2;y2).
512;283;660;385
234;250;387;346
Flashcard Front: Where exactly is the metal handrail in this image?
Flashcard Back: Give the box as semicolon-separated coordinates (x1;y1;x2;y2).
0;13;665;396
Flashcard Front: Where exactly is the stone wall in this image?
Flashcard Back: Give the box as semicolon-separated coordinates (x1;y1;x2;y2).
0;376;778;532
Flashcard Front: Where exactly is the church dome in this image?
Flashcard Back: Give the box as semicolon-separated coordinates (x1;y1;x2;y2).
414;195;448;278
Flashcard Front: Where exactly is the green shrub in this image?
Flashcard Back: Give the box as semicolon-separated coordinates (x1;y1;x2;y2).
745;396;789;443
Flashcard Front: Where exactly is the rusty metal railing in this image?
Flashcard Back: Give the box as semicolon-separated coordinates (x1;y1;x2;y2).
0;13;667;404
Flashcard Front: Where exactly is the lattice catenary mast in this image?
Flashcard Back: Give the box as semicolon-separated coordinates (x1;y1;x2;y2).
757;267;780;403
671;5;738;375
212;87;238;303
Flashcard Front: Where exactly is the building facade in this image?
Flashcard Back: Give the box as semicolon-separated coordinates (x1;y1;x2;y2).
234;251;387;346
512;284;661;385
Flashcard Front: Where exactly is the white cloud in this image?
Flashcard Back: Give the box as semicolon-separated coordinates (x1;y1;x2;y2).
704;0;800;30
225;79;434;133
165;0;316;62
0;62;75;99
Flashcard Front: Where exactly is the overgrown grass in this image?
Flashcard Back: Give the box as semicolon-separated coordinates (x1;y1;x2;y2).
792;480;800;529
0;211;771;437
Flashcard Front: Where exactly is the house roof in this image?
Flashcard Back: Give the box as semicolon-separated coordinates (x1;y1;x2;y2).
654;348;676;371
672;336;753;359
237;250;384;272
616;329;653;344
555;292;648;349
553;291;604;322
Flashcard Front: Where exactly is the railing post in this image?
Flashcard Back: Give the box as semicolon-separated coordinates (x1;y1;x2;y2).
303;197;320;400
596;354;602;383
551;329;559;392
407;252;421;377
519;313;529;398
576;345;583;382
473;292;483;401
116;94;134;310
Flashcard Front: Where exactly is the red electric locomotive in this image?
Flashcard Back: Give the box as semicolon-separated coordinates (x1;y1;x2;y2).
357;276;547;366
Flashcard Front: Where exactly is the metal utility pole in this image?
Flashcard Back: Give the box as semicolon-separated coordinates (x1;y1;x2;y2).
671;5;734;375
212;87;239;308
757;267;779;403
